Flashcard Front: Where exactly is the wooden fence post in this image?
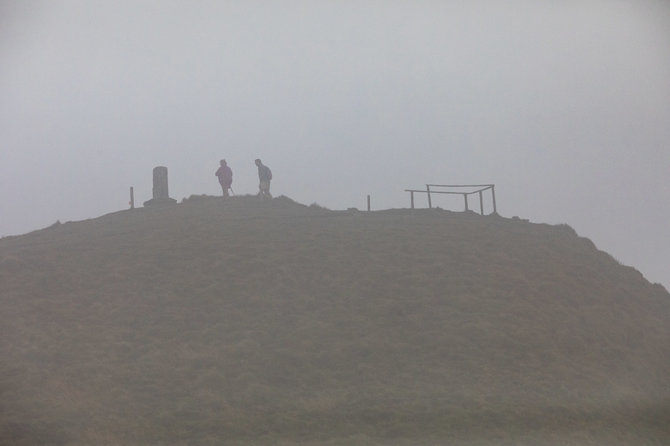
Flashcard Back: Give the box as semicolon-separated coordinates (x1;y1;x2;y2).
367;195;371;212
479;190;484;215
463;193;469;212
410;191;415;209
130;187;135;209
491;186;497;214
426;185;432;209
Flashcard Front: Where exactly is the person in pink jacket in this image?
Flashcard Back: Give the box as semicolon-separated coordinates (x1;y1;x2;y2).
215;159;233;197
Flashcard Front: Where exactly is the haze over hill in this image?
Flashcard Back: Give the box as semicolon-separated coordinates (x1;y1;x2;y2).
2;1;669;290
1;196;669;445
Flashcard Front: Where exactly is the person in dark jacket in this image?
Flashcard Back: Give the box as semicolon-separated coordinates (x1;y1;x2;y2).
255;158;272;199
215;159;233;197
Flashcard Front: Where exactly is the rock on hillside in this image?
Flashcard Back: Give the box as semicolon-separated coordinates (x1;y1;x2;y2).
1;195;669;445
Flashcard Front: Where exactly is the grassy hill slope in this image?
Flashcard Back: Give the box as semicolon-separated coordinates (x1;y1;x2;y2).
1;196;669;445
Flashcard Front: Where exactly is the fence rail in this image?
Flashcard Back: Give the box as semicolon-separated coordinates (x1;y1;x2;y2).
404;184;497;215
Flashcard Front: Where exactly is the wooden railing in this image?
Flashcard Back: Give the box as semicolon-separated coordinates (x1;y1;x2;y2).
404;184;497;215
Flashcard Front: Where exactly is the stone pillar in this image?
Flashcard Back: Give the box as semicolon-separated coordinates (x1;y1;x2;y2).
143;166;177;207
152;166;169;199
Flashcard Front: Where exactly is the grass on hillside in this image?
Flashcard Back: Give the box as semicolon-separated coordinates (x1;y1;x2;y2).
1;196;669;445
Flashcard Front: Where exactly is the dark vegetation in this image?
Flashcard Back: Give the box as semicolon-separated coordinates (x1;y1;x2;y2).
1;195;669;445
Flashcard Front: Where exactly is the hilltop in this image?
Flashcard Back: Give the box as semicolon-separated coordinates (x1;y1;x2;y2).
1;195;669;445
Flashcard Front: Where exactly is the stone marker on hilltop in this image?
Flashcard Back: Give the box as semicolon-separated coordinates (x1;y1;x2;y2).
143;166;177;207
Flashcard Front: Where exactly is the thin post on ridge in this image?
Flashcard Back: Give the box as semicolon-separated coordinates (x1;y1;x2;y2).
426;184;432;209
479;190;484;215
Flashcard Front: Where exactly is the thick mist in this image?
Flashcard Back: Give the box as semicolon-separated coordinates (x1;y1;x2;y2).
1;1;669;287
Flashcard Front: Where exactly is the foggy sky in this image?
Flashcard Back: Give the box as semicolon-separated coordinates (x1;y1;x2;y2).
1;1;669;288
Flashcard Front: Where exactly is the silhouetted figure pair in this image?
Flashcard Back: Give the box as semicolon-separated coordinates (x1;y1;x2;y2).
215;159;272;199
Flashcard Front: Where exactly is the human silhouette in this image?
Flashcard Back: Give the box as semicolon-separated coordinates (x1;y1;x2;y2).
215;159;233;197
254;158;272;199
